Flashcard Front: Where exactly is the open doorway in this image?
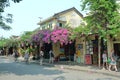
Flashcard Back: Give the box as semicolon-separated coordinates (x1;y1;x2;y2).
43;43;52;59
114;43;120;57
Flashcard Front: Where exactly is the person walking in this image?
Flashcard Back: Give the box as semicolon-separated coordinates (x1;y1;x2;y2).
108;49;118;72
13;49;19;62
49;50;54;64
102;50;108;70
24;47;30;64
39;50;44;65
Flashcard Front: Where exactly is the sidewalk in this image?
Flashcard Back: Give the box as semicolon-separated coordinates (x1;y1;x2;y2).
54;63;120;78
5;56;120;77
43;60;120;77
38;59;120;77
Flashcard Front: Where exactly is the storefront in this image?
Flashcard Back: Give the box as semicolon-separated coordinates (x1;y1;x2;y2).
114;43;120;68
53;41;76;61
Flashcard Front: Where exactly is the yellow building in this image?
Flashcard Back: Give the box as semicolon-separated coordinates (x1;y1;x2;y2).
38;7;84;30
37;7;85;62
107;35;120;56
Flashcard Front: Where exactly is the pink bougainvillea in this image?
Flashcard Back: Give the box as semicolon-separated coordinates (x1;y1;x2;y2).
32;27;74;45
51;27;69;45
32;30;51;43
41;30;51;43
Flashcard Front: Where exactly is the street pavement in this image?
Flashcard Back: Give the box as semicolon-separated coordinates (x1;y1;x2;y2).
0;56;120;80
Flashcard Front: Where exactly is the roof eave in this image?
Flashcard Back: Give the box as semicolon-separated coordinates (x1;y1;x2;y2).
38;16;55;25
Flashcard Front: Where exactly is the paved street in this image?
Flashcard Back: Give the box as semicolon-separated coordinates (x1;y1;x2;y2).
0;56;119;80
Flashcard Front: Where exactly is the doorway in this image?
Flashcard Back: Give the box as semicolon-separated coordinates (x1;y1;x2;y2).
114;43;120;57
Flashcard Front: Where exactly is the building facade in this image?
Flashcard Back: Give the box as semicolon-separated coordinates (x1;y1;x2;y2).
37;7;85;62
38;7;84;30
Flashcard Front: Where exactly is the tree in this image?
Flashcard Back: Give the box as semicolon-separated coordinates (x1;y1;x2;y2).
81;0;120;67
82;0;120;39
20;31;33;42
0;0;22;30
0;37;7;47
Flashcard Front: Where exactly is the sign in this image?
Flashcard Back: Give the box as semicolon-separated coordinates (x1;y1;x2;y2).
85;54;92;64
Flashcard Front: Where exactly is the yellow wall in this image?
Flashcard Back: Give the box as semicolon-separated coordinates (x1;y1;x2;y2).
40;10;84;29
52;42;60;57
107;35;120;56
75;37;86;63
58;10;83;28
75;35;96;64
40;20;56;30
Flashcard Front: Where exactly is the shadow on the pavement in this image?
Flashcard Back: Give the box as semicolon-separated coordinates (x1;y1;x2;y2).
0;62;64;76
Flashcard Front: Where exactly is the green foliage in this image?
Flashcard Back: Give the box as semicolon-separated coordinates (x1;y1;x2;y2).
0;37;19;48
81;0;120;39
0;38;8;47
20;31;33;41
0;0;22;30
20;48;25;54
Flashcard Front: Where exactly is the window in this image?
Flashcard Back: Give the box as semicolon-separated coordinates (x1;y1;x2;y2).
59;23;62;27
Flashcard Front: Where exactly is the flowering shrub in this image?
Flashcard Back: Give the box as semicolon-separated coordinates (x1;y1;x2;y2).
32;32;41;42
32;27;74;45
41;30;51;43
32;30;51;43
51;27;69;45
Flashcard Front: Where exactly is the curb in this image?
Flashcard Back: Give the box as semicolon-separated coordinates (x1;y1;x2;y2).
65;67;120;78
54;65;120;78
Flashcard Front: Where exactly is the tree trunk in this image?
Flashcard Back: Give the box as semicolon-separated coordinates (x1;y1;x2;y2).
98;37;101;68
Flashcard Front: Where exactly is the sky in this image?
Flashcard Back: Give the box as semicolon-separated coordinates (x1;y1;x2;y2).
1;0;86;38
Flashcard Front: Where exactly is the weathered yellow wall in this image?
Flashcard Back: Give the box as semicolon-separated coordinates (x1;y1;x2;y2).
75;35;96;64
107;35;120;56
58;10;83;28
52;42;60;57
75;37;85;63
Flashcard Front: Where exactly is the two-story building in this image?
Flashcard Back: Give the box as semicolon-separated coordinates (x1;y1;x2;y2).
37;7;86;63
38;7;83;30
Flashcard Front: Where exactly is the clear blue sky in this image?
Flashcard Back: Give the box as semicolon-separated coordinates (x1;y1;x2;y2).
1;0;86;38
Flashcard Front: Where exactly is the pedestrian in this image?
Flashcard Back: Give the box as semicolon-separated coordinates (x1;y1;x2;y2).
39;50;44;65
24;47;30;64
13;49;19;62
102;50;108;70
49;50;54;63
108;49;118;72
